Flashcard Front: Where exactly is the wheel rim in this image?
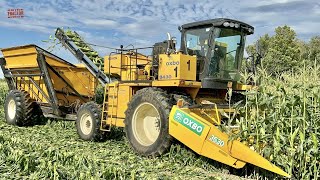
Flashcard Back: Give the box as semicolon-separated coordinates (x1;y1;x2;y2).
132;102;161;146
7;99;16;119
80;112;93;135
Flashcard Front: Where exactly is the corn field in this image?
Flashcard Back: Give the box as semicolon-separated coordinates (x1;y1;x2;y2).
0;63;319;179
0;80;239;180
233;63;320;179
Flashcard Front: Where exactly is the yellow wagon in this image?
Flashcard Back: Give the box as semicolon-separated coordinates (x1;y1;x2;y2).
0;44;97;122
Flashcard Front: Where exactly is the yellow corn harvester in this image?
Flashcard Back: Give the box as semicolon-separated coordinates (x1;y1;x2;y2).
0;18;290;178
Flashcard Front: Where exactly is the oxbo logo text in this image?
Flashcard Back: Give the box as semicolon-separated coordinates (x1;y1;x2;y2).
166;61;179;66
182;118;203;133
173;110;204;136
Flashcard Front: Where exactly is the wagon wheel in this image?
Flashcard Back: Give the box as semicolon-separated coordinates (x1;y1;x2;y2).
4;90;41;126
76;101;105;141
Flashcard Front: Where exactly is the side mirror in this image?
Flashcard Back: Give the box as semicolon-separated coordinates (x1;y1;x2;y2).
253;40;262;69
245;55;257;85
255;40;261;55
246;55;255;73
255;54;262;66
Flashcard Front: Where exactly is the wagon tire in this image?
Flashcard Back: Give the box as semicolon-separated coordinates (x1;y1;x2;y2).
4;90;38;126
76;101;105;141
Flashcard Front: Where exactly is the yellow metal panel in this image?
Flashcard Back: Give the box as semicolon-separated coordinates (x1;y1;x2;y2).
169;106;210;152
1;45;37;57
201;140;246;168
116;84;132;118
104;82;130;127
2;45;38;68
234;83;255;91
189;107;221;125
169;105;290;178
107;83;119;119
2;45;76;69
105;118;125;127
104;54;124;75
45;55;75;67
119;82;152;87
226;140;290;177
152;80;201;87
158;53;196;81
49;66;96;98
14;65;95;105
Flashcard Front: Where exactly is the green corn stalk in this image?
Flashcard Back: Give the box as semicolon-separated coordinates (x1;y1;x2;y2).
64;29;105;71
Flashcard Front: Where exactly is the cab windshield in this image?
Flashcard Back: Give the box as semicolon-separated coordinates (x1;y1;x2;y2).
185;27;212;57
209;27;245;80
185;27;245;81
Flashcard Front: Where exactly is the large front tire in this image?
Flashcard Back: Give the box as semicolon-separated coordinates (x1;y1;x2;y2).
125;88;173;157
76;102;105;141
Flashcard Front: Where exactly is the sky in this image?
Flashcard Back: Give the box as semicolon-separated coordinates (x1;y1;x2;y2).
0;0;319;70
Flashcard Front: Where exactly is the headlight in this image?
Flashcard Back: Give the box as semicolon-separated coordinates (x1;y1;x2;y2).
229;22;235;27
223;22;230;27
234;23;239;28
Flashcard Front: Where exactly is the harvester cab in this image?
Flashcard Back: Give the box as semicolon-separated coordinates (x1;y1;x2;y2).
153;18;253;88
152;19;255;110
180;19;253;86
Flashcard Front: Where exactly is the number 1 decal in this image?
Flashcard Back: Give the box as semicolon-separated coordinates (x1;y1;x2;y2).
174;66;178;77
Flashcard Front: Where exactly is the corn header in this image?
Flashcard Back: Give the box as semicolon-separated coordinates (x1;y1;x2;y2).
0;18;290;178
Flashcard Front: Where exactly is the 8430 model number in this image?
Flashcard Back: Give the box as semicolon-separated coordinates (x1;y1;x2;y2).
159;74;172;79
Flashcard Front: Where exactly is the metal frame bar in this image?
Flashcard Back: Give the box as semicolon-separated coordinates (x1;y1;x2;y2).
27;76;51;103
5;73;43;77
36;52;61;116
109;47;154;81
7;68;40;72
0;58;16;90
18;76;49;103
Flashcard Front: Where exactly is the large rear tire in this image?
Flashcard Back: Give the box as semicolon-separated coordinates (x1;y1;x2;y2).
171;92;194;107
76;102;105;141
125;87;173;157
4;90;39;126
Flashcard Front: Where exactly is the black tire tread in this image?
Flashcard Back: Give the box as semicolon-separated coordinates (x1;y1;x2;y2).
5;90;38;126
171;92;194;107
76;101;105;141
124;87;173;157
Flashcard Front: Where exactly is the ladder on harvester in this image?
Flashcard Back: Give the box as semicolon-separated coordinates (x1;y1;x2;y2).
55;28;110;86
100;84;118;131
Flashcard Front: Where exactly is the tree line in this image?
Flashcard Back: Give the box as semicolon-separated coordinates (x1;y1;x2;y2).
246;26;320;75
